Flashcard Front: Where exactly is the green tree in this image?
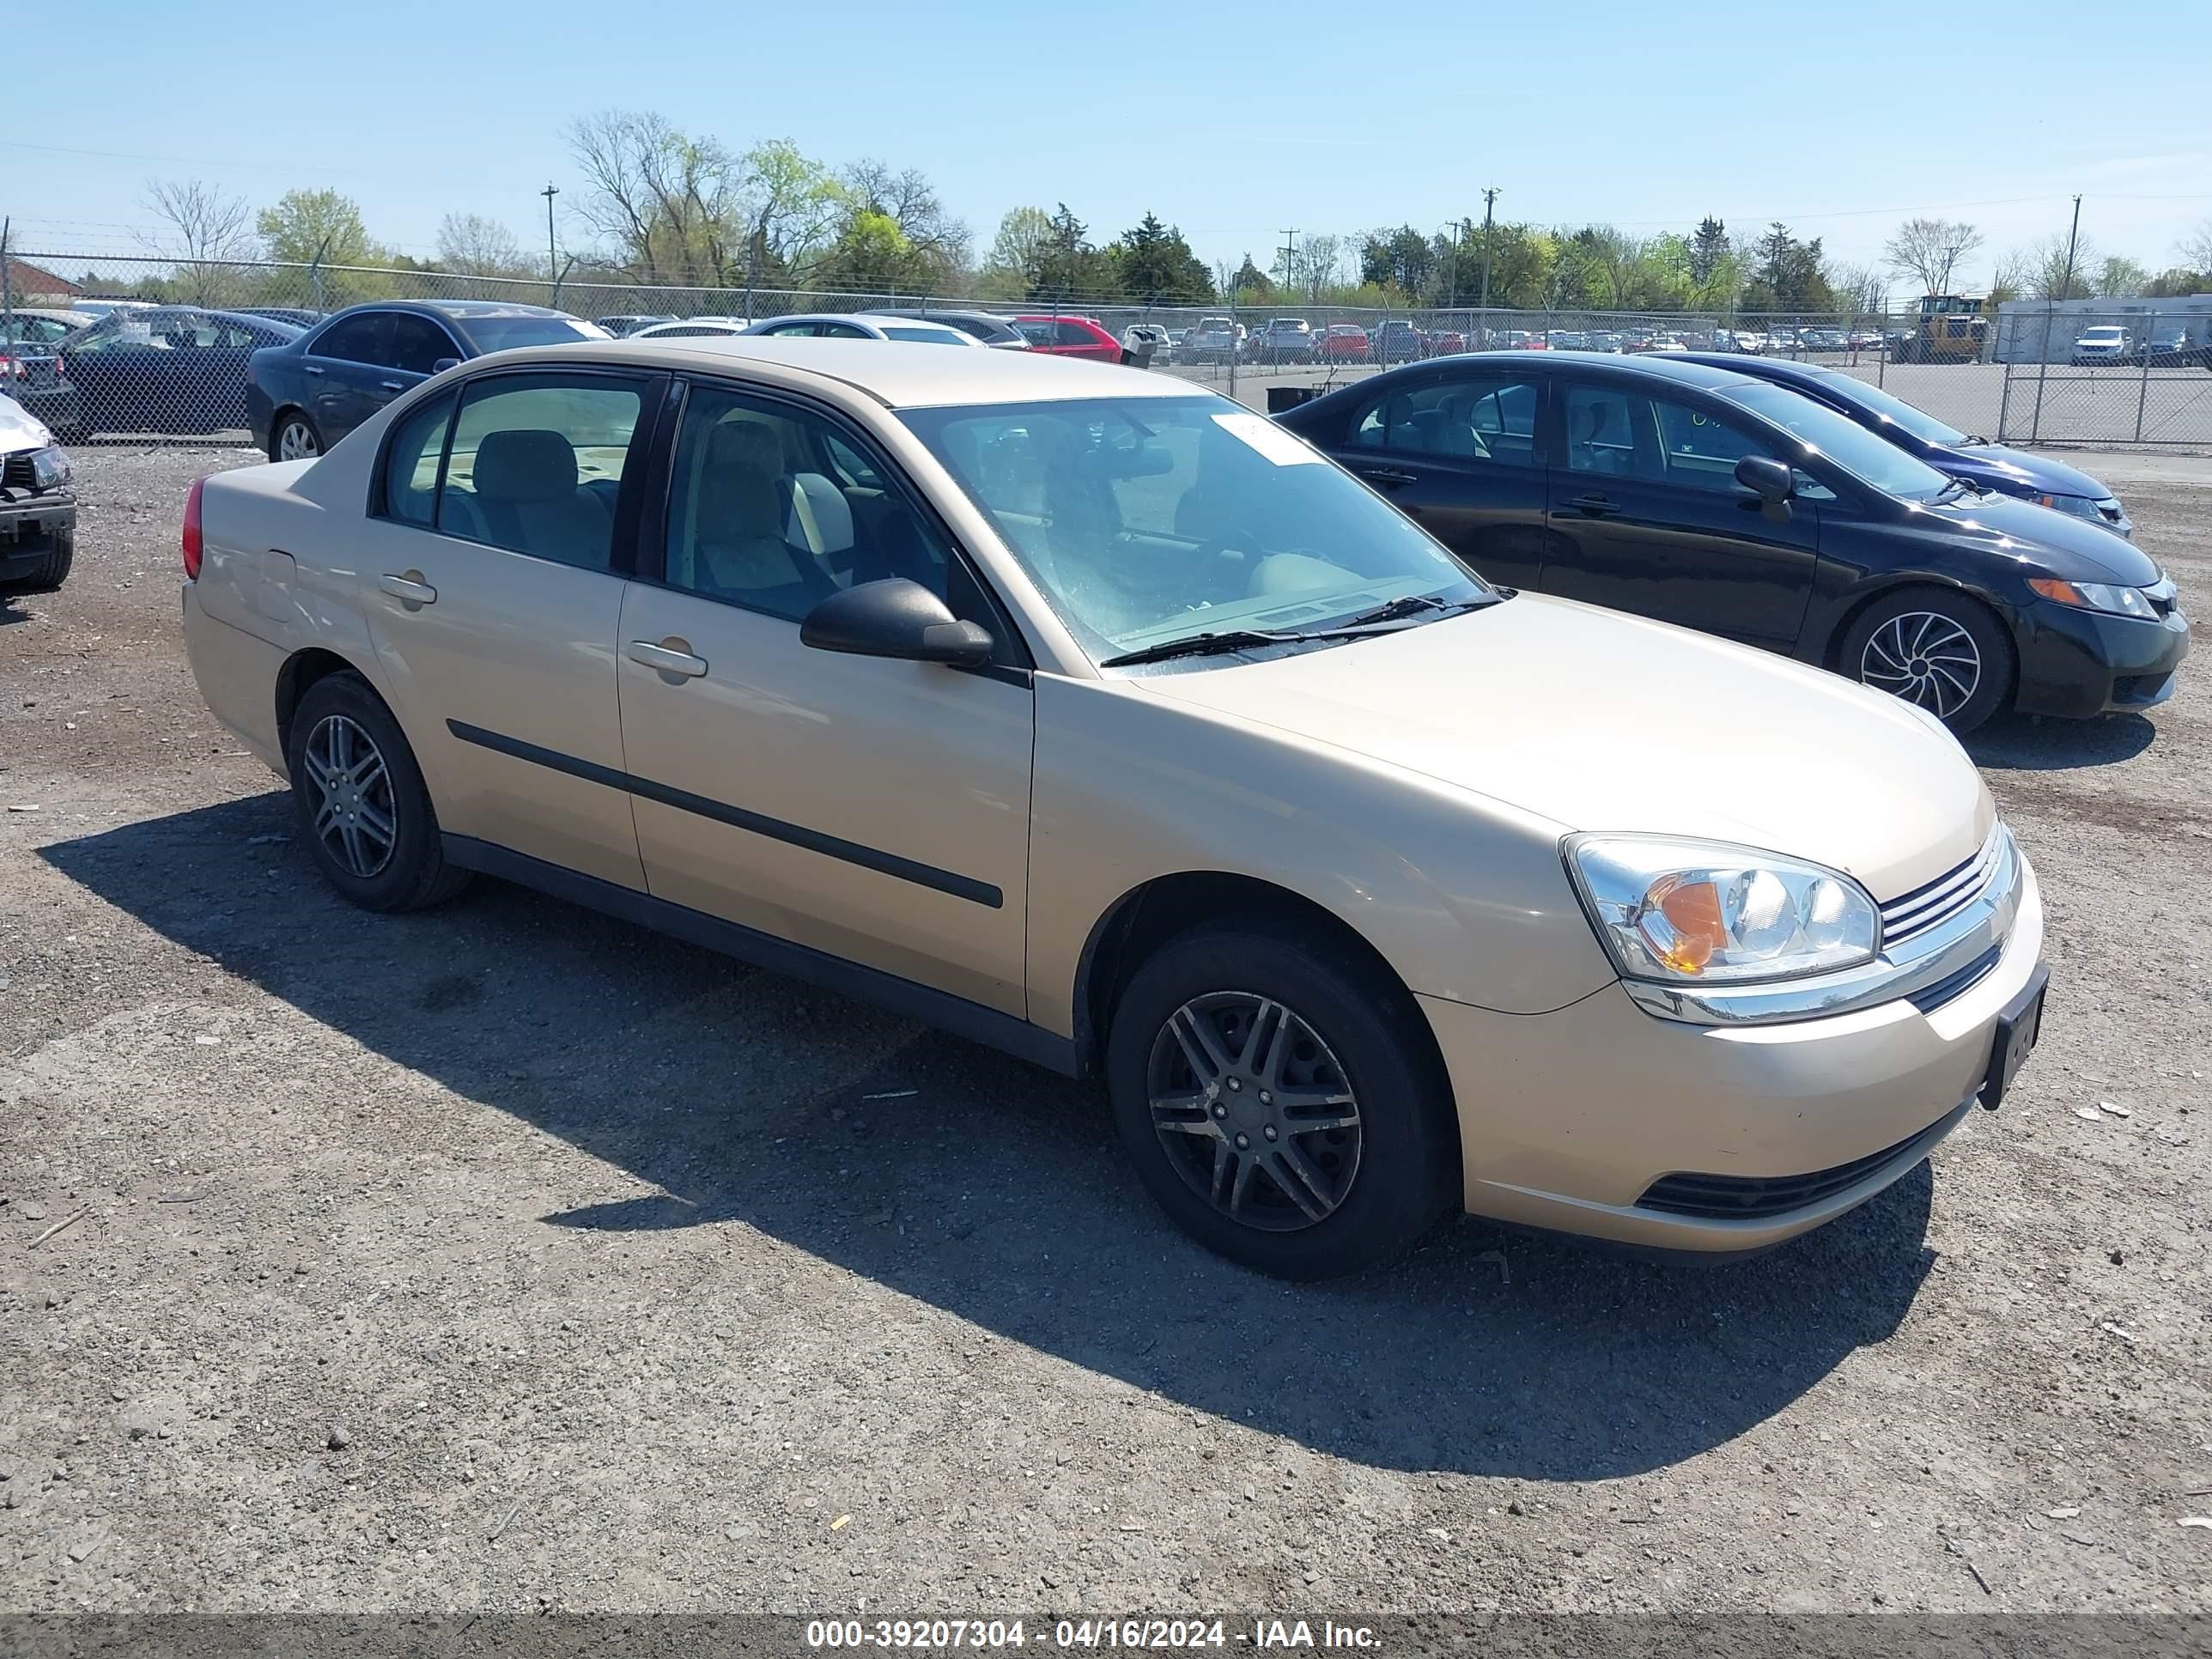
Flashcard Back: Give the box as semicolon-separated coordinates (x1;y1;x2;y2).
1358;226;1434;296
258;188;372;268
1110;213;1212;304
1740;222;1836;313
977;205;1053;299
1228;255;1273;303
815;209;927;295
1688;216;1730;288
1025;204;1116;301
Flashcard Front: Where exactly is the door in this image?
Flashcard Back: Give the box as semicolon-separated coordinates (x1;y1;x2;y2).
1331;367;1549;589
1542;379;1822;647
615;380;1034;1015
356;368;662;890
302;312;396;443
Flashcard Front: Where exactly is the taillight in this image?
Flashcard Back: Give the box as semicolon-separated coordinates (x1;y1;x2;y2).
182;477;204;580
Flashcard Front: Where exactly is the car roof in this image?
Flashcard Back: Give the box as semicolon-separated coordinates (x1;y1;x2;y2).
333;299;575;321
1673;351;1838;386
491;337;1194;409
1449;349;1760;389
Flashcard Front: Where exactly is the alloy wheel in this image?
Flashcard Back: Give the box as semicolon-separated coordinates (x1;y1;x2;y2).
1859;611;1982;720
302;714;397;878
277;421;319;461
1146;992;1363;1232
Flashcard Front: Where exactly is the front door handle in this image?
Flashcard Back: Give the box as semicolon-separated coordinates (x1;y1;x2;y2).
1357;465;1419;488
377;572;436;606
380;380;405;392
1565;493;1617;515
626;639;708;679
302;364;325;377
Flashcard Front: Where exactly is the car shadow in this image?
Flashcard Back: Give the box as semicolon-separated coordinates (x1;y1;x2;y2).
1964;710;2159;770
42;793;1941;1481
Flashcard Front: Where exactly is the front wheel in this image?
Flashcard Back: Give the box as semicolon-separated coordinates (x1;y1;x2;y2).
0;526;74;597
1841;588;2014;733
1107;920;1457;1279
285;672;470;911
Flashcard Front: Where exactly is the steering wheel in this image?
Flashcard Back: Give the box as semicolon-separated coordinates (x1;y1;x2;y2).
1175;528;1265;611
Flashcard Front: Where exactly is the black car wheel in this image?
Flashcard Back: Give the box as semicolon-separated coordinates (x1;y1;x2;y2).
285;672;470;911
271;410;322;464
0;526;74;597
1107;917;1458;1280
1842;587;2014;733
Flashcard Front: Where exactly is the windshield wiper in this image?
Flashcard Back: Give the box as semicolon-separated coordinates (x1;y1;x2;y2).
1330;592;1496;629
1099;628;1320;667
1930;476;1983;503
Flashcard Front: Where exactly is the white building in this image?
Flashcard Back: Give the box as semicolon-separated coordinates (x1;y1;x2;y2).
1995;294;2212;362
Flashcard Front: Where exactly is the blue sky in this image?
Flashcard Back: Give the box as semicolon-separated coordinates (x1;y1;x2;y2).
9;0;2211;294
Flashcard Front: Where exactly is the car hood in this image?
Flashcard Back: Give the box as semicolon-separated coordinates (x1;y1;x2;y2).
1911;491;2160;583
1942;442;2112;501
1133;594;1992;901
0;395;53;452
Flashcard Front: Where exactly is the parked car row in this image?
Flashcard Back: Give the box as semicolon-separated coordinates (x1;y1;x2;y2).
177;335;2080;1280
2070;325;2212;368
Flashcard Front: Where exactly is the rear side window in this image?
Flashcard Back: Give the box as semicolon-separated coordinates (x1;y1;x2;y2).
380;393;456;526
314;313;386;364
1352;374;1539;465
1054;321;1098;347
434;377;644;571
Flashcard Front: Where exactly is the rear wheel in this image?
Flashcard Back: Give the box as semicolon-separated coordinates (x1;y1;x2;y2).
270;410;321;464
285;672;469;911
1107;918;1457;1279
0;526;74;597
1841;587;2014;733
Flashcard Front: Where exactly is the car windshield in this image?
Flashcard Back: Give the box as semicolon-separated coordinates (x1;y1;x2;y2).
902;394;1488;665
457;315;600;350
2081;328;2125;342
1721;382;1954;500
1809;369;1967;445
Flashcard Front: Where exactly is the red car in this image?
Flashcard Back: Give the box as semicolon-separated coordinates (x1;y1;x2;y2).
1012;314;1122;362
1316;324;1370;362
1427;329;1466;356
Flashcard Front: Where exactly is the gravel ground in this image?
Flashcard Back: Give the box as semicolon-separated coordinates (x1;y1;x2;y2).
3;445;2209;1619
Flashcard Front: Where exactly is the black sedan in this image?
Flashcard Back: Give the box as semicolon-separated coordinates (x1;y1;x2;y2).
1274;352;2187;731
246;300;605;461
57;308;301;436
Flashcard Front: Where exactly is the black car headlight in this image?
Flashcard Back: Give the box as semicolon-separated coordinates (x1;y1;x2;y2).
2028;577;2160;621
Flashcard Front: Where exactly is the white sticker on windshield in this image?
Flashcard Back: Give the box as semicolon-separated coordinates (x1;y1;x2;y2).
1211;410;1324;465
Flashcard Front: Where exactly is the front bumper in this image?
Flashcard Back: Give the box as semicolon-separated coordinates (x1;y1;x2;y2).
0;487;76;578
1419;858;2045;1254
2013;596;2190;719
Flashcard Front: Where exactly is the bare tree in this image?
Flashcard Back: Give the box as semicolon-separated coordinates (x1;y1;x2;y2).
841;158;969;277
435;212;527;278
137;178;254;305
733;139;847;285
1825;260;1889;316
2094;254;2151;298
564;110;743;285
2177;219;2212;275
1882;216;1984;296
1999;233;2097;301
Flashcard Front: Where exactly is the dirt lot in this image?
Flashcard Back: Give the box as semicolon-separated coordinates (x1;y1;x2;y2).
3;445;2209;1620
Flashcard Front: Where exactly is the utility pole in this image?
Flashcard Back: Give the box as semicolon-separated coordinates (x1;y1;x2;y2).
542;183;561;293
1276;228;1299;300
1475;186;1500;337
2030;194;2082;442
2058;192;2083;300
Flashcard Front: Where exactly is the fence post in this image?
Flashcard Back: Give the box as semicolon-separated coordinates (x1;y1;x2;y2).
2027;297;2057;444
2135;310;2154;442
1996;360;2014;442
0;219;14;352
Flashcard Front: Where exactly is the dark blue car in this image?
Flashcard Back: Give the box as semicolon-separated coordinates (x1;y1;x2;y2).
246;300;603;461
1674;353;2133;538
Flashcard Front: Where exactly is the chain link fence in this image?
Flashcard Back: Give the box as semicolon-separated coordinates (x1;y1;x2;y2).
9;249;2211;449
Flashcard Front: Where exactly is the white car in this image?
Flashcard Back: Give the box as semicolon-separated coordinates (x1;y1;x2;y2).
739;314;980;346
629;317;754;339
2071;326;2130;366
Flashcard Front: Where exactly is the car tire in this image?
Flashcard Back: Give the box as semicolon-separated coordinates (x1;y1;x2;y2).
270;410;322;465
285;672;470;912
1841;586;2014;734
1106;916;1458;1280
0;526;74;597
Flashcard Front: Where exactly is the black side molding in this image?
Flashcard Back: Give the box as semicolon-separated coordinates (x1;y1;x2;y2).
446;720;1002;908
440;835;1077;1077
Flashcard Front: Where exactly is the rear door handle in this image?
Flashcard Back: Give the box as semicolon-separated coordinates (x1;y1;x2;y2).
626;639;708;678
1357;465;1419;488
1565;493;1616;515
377;572;437;606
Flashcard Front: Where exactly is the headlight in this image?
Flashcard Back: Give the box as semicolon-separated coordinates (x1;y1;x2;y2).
2027;576;2158;621
2033;492;2103;521
1566;836;1881;985
28;445;71;490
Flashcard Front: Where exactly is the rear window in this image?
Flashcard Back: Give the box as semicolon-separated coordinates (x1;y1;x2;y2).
455;315;600;351
882;325;968;345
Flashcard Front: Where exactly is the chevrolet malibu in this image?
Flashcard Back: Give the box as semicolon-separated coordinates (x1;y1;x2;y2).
179;341;2047;1279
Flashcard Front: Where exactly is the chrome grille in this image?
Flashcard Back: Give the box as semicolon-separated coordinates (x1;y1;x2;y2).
1881;827;2006;949
0;453;34;493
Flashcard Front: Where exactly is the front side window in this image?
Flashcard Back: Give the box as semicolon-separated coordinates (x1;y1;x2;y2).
387;314;458;375
435;377;643;570
1352;374;1539;465
662;386;951;623
903;394;1486;662
1720;381;1950;500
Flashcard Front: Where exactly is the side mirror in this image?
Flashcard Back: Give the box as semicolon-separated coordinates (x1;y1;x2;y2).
431;356;462;375
1734;454;1795;505
800;578;994;667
